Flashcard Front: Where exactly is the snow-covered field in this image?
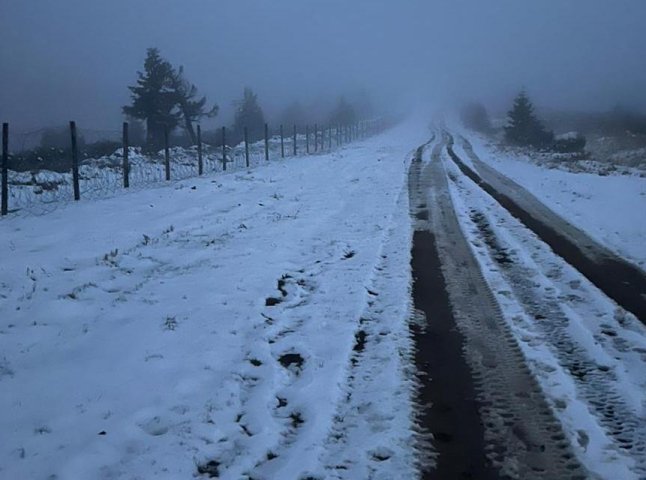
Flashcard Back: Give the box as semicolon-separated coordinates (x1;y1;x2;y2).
458;133;646;268
0;122;427;479
6;134;322;217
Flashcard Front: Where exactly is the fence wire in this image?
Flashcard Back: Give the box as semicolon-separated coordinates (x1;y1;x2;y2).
1;120;387;219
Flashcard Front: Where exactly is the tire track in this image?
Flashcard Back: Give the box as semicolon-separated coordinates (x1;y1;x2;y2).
447;135;646;322
438;148;646;477
409;135;586;479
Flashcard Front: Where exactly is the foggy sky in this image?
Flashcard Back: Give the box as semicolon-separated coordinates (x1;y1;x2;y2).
2;0;646;132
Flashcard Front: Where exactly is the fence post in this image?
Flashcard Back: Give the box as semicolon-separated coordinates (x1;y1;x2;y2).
122;122;130;188
70;121;80;200
337;124;340;146
1;123;8;215
244;126;250;168
314;123;318;152
222;126;227;171
328;124;332;150
306;125;310;154
293;124;297;156
264;123;269;161
197;124;203;175
280;124;284;158
164;124;171;180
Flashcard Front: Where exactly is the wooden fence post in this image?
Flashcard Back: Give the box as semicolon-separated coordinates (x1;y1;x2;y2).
70;121;80;200
122;122;130;188
164;124;171;180
244;126;250;168
306;125;310;154
222;126;227;171
264;123;269;161
280;124;284;158
1;123;8;215
197;124;203;175
293;124;297;156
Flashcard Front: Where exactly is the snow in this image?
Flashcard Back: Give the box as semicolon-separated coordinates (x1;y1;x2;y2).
459;133;646;268
0;121;427;479
7;133;318;217
443;149;646;479
555;131;581;141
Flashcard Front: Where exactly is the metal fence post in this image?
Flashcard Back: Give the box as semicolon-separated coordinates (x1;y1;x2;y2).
244;126;250;168
264;123;269;161
164;124;171;180
197;124;203;175
222;126;227;171
1;123;8;215
70;121;80;200
122;122;130;188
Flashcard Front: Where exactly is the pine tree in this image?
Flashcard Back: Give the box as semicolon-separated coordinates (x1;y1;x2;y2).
232;88;265;142
329;96;357;126
504;91;553;147
280;101;307;128
169;66;218;145
461;102;493;133
123;48;180;149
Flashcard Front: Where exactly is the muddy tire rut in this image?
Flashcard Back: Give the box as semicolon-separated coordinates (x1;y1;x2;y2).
409;137;587;479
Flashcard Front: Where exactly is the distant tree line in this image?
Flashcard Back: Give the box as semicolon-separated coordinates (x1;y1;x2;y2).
461;91;588;154
121;47;368;150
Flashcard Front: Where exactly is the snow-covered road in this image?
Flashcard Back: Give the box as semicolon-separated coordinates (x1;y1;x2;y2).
0;122;428;479
413;130;646;479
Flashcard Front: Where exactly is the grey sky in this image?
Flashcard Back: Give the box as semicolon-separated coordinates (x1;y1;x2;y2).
2;0;646;131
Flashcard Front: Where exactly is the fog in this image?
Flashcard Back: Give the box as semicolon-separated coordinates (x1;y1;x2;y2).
2;0;646;131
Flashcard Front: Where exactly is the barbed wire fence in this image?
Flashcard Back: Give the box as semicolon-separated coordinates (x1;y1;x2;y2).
0;119;388;219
